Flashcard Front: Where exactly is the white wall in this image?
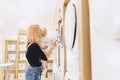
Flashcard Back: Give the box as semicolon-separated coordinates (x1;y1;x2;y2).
89;0;120;80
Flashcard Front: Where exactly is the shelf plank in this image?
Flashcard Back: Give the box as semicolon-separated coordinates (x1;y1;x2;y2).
47;60;53;63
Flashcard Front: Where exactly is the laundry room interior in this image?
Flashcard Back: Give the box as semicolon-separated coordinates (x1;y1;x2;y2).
0;0;120;80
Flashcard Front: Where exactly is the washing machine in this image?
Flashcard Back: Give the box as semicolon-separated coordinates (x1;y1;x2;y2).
64;0;80;80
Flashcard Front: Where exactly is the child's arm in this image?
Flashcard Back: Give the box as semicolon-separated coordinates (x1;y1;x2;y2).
45;41;56;58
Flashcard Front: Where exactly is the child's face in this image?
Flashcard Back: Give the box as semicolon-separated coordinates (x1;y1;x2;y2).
41;29;47;37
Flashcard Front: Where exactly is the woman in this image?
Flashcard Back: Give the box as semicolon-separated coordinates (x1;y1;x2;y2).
25;25;56;80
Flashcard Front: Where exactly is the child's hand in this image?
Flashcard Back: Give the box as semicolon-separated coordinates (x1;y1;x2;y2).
51;41;56;48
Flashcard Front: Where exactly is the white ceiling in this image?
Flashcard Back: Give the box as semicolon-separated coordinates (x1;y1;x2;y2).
0;0;57;32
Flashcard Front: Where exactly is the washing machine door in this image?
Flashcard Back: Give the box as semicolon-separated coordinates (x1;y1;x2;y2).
65;3;77;50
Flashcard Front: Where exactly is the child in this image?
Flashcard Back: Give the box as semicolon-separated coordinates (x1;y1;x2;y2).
40;28;51;74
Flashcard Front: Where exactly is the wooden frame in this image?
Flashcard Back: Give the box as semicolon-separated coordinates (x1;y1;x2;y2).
77;0;92;80
58;20;62;67
4;40;17;80
62;1;69;77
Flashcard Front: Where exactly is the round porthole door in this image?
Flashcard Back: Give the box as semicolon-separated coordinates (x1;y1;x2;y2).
65;3;77;50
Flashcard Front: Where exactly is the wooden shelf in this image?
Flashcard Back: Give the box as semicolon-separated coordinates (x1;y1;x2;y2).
47;69;53;72
7;50;17;52
5;69;17;71
41;78;52;80
17;30;27;80
47;60;53;63
17;59;27;61
17;69;26;71
4;30;27;80
18;50;26;52
4;40;18;80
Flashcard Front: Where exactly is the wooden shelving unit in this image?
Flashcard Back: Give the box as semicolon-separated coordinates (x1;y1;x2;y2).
17;30;27;80
4;40;17;80
4;30;27;80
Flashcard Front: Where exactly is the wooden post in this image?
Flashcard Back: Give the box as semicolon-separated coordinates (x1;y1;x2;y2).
63;5;67;77
77;0;92;80
58;21;62;67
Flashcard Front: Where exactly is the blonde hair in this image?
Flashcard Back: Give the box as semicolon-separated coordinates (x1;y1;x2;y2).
27;25;41;46
41;27;47;31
